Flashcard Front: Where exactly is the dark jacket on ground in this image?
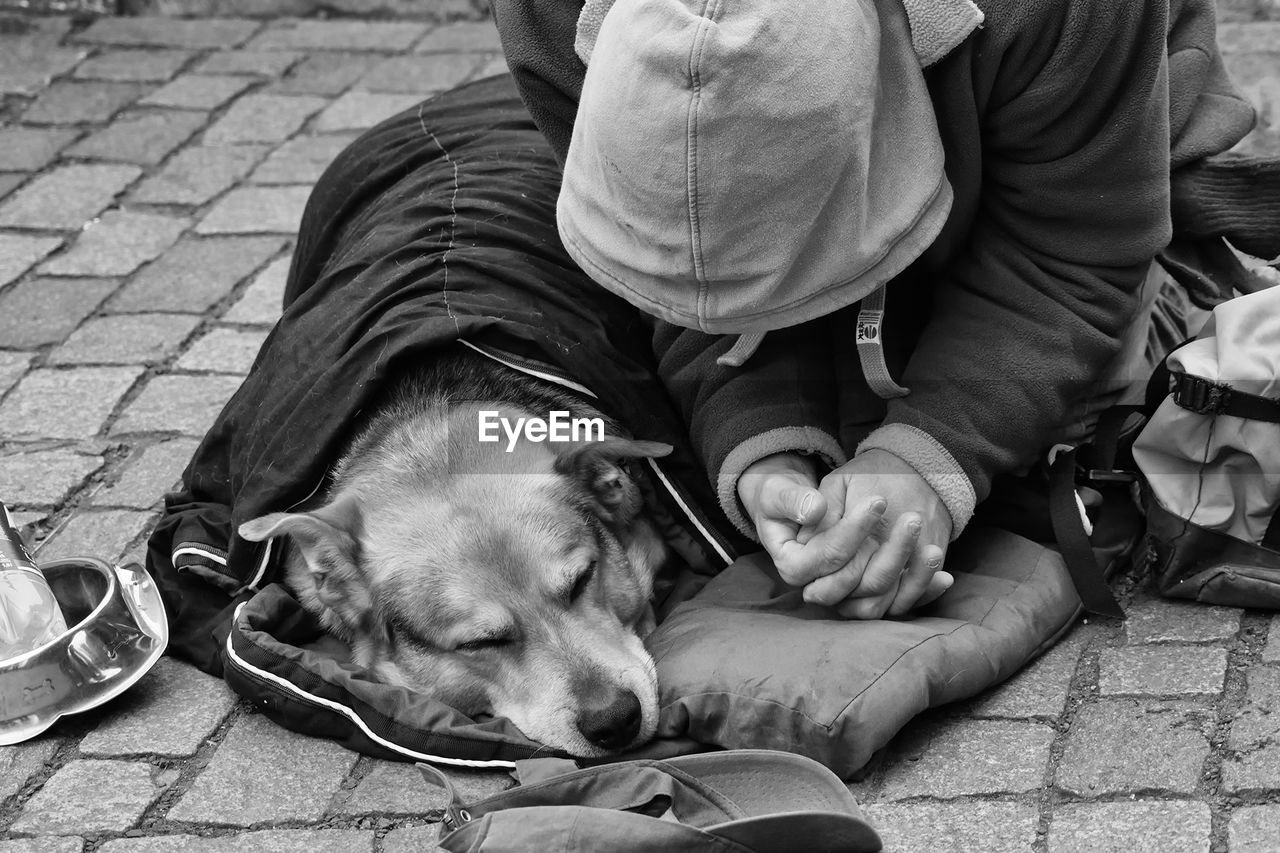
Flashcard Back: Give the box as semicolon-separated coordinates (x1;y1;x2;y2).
491;0;1258;537
148;77;744;676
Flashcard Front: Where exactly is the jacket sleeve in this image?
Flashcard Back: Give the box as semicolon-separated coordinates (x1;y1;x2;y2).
653;322;846;539
490;0;586;165
858;0;1174;534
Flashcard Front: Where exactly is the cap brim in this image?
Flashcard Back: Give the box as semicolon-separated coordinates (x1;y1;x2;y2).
660;750;882;851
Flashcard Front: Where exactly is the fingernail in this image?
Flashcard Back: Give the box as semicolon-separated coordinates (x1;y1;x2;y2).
870;498;887;515
907;518;923;536
797;492;815;521
926;556;942;569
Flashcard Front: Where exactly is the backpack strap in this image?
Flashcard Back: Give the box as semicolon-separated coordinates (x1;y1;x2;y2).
1170;372;1280;422
1047;448;1125;618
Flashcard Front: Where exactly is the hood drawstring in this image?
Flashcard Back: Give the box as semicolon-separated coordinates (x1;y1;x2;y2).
714;285;910;400
855;284;911;399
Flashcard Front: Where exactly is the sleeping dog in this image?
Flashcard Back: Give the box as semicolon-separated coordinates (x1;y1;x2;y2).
238;347;671;757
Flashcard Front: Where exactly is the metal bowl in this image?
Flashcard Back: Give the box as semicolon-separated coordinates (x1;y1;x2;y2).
0;559;168;745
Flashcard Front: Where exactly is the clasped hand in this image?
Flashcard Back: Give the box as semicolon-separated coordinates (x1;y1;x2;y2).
737;449;954;619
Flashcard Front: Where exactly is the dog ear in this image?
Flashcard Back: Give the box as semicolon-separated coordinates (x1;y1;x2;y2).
238;500;377;639
555;438;672;523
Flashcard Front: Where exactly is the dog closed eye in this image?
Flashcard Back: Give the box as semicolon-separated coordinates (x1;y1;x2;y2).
566;560;597;604
455;635;514;652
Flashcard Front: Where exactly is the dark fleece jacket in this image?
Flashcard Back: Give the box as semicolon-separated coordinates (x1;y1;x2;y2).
491;0;1256;537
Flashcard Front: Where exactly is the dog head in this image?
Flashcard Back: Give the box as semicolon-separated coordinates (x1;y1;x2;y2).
240;406;671;758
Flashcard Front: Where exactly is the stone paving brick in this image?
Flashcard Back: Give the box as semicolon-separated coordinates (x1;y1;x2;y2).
203;94;328;145
354;54;482;94
1056;700;1212;795
415;21;503;53
98;830;374;853
1218;21;1280;52
196;186;311;235
167;712;357;825
139;74;254;111
196;49;303;77
1047;801;1211;853
108;235;283;313
0;20;86;96
0;367;142;440
35;508;155;563
878;718;1054;800
0;839;83;853
967;632;1086;718
48;313;201;366
22;81;148;126
222;254;289;325
0;351;32;397
73;49;194;82
1265;615;1280;661
1222;668;1280;790
0;164;141;230
1229;667;1280;750
1230;805;1280;853
176;327;269;374
0;234;62;287
864;802;1039;853
1097;646;1228;696
0;277;118;348
1123;593;1243;643
0;127;81;171
40;210;190;277
79;658;237;756
268;52;379;96
312;92;423;132
0;449;103;506
64;111;208;166
75;17;261;50
1225;746;1280;791
0;737;59;801
92;438;199;508
247;20;428;52
111;374;244;436
381;826;441;853
336;762;448;815
131;144;270;206
9;760;162;835
249;133;356;185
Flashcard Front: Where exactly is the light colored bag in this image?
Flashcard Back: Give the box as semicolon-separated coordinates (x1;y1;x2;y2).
1131;285;1280;607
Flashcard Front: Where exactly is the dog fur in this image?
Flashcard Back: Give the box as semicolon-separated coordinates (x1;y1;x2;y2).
239;347;671;757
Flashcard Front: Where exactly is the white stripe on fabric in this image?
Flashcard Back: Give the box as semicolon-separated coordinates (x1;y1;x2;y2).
459;339;597;398
242;539;274;592
173;546;228;567
224;604;519;770
644;459;733;566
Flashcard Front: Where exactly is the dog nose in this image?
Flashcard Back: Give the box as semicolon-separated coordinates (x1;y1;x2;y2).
577;689;642;751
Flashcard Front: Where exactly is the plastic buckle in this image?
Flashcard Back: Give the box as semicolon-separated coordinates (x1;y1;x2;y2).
1174;374;1232;415
1085;469;1137;485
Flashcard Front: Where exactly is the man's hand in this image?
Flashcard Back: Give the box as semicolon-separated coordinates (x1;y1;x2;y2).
736;452;830;572
801;449;953;619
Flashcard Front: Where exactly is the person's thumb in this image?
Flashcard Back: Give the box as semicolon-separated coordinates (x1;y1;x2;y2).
761;480;826;526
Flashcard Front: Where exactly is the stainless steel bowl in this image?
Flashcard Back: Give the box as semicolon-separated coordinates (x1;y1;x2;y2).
0;559;168;745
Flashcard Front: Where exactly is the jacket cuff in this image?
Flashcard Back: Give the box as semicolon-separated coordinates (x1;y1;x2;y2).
716;427;847;541
856;423;976;539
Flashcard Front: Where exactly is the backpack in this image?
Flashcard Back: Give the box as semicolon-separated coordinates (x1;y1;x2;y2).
1130;284;1280;607
418;750;883;852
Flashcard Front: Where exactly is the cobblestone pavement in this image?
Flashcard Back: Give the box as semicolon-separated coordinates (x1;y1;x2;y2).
0;7;1278;853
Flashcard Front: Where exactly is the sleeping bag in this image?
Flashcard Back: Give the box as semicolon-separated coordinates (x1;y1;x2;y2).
148;74;1098;778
